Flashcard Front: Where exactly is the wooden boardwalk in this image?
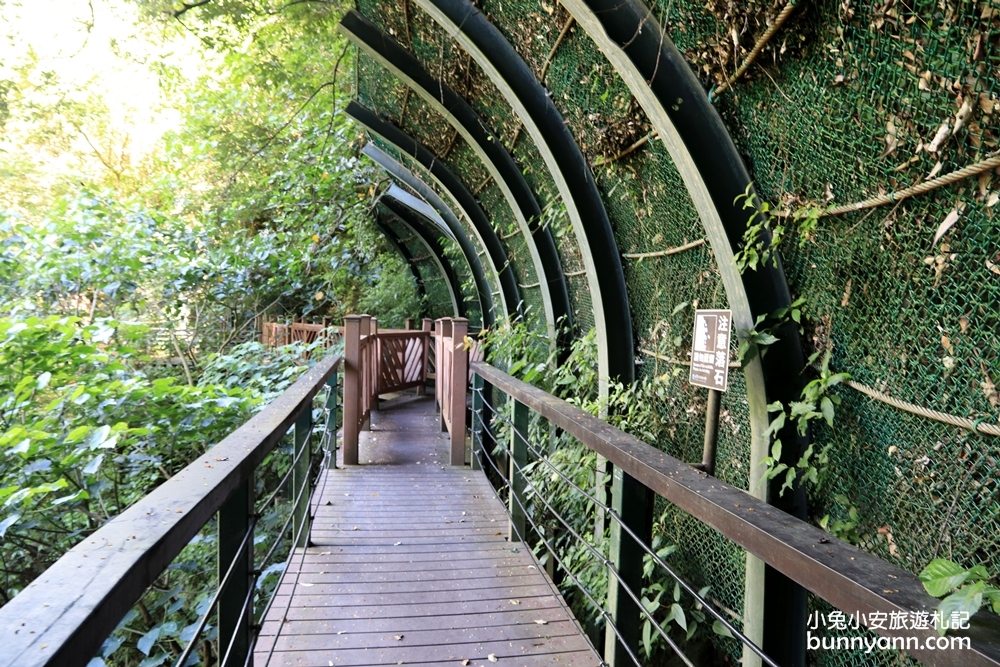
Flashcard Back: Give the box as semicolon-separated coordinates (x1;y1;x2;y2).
255;393;600;667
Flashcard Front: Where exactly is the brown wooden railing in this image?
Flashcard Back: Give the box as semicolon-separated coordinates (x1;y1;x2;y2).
261;317;341;351
340;315;469;467
434;318;469;466
469;362;1000;667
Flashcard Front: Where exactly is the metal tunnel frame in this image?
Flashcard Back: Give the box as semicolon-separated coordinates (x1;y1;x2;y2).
347;101;522;324
413;0;634;388
560;1;809;665
380;186;465;318
361;142;495;329
340;10;571;349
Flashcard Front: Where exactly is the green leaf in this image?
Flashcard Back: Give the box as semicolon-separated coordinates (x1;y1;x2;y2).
820;396;835;428
671;603;687;631
920;559;971;597
936;582;984;635
137;627;161;656
753;332;779;346
712;620;734;638
642;619;652;657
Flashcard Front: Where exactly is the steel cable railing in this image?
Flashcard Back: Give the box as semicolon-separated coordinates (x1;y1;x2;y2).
172;372;339;667
475;387;779;666
473;408;680;667
473;387;779;667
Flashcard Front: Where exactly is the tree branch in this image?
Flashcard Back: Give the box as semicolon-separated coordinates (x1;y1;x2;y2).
173;0;216;18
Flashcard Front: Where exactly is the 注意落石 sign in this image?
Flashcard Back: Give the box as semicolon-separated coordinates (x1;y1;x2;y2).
689;309;732;392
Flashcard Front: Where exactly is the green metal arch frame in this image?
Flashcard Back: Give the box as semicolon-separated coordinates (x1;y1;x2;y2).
361;142;494;328
413;0;635;388
340;10;570;348
559;2;809;665
380;187;465;318
347;101;522;324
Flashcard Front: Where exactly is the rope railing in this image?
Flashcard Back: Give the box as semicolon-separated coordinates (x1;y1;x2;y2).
0;354;341;667
469;361;1000;667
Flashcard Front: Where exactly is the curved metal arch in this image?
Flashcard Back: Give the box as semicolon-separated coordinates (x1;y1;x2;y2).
340;9;571;348
346;101;522;324
383;183;452;240
559;2;808;665
362;142;494;328
413;0;634;387
380;187;465;318
374;215;430;314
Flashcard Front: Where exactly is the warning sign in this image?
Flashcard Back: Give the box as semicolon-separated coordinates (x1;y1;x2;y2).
689;309;732;392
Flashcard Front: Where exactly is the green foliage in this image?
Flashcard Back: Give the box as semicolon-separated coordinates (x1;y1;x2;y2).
0;315;258;602
920;559;1000;635
761;350;848;497
818;496;862;545
732;183;827;273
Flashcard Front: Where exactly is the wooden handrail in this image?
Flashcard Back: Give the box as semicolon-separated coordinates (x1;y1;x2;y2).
0;355;341;667
470;361;1000;667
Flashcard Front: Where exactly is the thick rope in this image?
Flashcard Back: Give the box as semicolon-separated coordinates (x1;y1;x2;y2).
710;0;800;101
622;237;706;259
846;378;1000;437
774;153;1000;218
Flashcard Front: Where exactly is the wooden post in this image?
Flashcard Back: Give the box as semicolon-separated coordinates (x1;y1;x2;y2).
604;468;654;667
218;479;253;667
439;318;452;430
405;317;414;330
450;318;468;466
359;315;374;420
342;315;362;466
433;318;443;411
292;408;312;549
509;399;528;541
419;318;432;396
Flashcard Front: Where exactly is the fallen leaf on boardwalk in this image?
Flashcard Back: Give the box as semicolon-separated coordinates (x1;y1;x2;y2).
509;599;521;605
932;206;963;247
337;631;346;635
352;526;359;531
461;661;470;666
394;635;404;640
534;619;548;625
300;582;313;587
488;655;498;663
393;542;403;546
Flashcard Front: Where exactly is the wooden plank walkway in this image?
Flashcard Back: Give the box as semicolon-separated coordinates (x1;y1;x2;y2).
255;393;601;667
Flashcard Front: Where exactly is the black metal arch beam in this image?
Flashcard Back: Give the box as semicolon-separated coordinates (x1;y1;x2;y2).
340;9;571;349
374;215;429;316
559;2;808;666
413;0;634;385
346;101;522;324
380;192;466;318
361;142;494;329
